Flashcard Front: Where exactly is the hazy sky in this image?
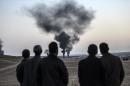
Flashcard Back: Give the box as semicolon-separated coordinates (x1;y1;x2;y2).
0;0;130;56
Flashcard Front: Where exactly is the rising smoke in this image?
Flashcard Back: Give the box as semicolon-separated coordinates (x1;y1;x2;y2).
28;0;94;56
0;39;4;55
0;39;2;48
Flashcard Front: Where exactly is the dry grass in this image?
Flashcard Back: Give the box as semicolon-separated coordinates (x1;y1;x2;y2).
0;57;130;86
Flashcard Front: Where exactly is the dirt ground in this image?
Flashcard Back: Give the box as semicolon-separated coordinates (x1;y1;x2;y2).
0;58;130;86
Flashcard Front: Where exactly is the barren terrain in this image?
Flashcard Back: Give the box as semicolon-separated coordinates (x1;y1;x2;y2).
0;57;130;86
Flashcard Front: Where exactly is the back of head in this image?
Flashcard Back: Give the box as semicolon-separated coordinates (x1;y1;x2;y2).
88;44;97;56
49;42;58;55
99;42;109;54
22;49;30;58
33;45;42;56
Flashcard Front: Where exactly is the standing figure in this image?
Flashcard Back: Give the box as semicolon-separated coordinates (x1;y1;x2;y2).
39;42;68;86
23;45;42;86
99;42;125;86
16;49;30;86
78;44;105;86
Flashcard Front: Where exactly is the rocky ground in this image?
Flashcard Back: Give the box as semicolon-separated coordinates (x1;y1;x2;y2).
0;57;130;86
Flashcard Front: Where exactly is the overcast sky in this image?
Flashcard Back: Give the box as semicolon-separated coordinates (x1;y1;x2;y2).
0;0;130;56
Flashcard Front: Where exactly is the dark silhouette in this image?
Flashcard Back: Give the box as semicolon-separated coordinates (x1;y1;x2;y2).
55;32;70;58
62;49;66;58
38;42;68;86
22;45;42;86
99;42;125;86
78;44;105;86
16;49;30;86
0;39;4;55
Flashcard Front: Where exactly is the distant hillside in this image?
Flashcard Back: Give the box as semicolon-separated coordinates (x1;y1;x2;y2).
0;55;17;58
112;52;130;57
0;55;21;62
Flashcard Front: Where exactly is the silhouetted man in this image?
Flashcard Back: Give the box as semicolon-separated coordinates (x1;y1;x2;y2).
16;49;30;86
78;44;105;86
99;42;125;86
39;42;68;86
23;45;42;86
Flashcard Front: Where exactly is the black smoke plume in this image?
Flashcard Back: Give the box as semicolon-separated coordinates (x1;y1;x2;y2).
0;39;2;49
0;39;4;55
29;0;94;57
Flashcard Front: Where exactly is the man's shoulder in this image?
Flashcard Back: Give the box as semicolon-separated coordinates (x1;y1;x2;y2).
26;58;33;63
57;57;63;61
95;57;102;62
41;57;48;62
18;59;27;65
41;56;62;61
79;58;87;65
17;59;27;70
113;55;122;63
101;53;121;63
54;57;64;64
41;57;65;67
101;53;116;59
31;56;42;61
108;53;121;60
25;57;39;65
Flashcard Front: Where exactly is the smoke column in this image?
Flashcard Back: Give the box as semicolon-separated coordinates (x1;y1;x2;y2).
0;39;4;55
0;39;2;49
29;0;94;57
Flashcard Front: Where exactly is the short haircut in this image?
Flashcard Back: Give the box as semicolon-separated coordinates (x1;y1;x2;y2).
99;42;109;54
49;42;58;54
22;49;30;58
33;45;42;55
88;44;97;55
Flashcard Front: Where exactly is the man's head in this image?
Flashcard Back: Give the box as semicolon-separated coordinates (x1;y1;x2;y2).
99;42;109;54
88;44;97;56
22;49;30;58
49;42;58;55
33;45;42;56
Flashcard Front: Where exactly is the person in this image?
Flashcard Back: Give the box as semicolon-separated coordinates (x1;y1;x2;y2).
39;42;68;86
99;42;125;86
78;44;105;86
22;45;42;86
16;49;30;86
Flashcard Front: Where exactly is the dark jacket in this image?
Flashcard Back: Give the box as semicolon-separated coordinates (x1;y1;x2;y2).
22;56;41;86
39;54;68;86
16;59;27;86
101;53;125;86
78;55;105;86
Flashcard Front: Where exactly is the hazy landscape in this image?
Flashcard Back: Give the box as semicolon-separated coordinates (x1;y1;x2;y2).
0;55;130;86
0;0;130;86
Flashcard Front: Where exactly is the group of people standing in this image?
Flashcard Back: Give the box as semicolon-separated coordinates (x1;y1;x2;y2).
16;42;125;86
78;43;124;86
